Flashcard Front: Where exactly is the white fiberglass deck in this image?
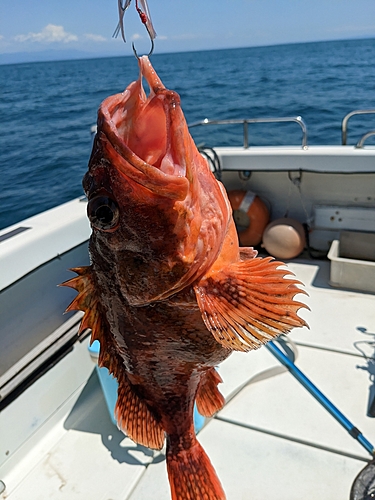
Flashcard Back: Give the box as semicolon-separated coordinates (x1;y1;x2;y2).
1;259;375;500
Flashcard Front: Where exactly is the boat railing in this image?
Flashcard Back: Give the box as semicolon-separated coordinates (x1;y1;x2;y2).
356;131;375;149
188;116;308;149
341;110;375;145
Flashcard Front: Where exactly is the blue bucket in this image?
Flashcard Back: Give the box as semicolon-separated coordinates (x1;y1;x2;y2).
88;340;205;432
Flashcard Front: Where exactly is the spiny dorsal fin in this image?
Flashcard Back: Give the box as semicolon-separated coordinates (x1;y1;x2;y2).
60;266;104;345
61;267;119;376
194;256;309;352
61;267;165;449
196;368;225;417
116;373;165;450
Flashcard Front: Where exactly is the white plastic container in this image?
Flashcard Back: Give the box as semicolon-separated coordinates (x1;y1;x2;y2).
328;240;375;293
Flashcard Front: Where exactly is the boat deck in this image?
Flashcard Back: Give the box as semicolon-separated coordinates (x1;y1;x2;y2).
1;258;375;499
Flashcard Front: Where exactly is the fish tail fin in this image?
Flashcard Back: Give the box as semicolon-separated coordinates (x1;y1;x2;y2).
166;435;226;500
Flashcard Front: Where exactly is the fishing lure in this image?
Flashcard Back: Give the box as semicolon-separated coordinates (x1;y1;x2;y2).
113;0;156;43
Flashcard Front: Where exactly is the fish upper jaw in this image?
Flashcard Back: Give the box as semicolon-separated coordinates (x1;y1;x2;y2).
84;58;232;305
96;56;193;201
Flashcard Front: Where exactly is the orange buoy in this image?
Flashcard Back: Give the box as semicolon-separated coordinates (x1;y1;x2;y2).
262;218;306;259
227;190;270;246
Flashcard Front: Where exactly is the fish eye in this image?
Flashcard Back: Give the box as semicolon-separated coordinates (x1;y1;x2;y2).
87;196;119;231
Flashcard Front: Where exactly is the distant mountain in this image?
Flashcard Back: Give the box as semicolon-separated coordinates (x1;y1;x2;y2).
0;49;117;65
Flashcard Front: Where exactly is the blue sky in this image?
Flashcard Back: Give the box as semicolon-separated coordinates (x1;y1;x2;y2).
1;0;375;62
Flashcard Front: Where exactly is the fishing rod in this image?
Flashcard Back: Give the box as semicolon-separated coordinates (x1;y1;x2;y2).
266;339;375;499
266;339;375;456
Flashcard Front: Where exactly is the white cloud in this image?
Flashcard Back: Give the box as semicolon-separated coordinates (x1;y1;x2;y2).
129;32;167;41
14;24;78;43
0;35;4;40
131;33;142;41
84;33;107;42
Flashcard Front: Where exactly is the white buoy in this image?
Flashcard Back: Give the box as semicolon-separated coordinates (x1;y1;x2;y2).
262;218;306;259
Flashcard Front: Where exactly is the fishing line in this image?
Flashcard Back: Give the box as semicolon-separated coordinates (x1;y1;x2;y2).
223;335;299;407
215;415;370;463
215;335;375;498
266;340;375;499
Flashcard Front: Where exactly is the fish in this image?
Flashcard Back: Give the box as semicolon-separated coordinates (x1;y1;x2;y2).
62;56;308;500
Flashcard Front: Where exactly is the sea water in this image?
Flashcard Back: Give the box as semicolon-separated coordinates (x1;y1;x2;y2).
1;38;375;230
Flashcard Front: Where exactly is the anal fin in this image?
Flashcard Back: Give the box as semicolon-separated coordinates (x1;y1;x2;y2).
116;372;165;450
196;368;225;417
194;256;309;352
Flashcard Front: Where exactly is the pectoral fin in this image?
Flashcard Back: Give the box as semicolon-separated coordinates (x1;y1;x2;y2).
194;257;308;352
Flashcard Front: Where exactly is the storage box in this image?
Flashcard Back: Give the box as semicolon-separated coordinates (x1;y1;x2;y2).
339;230;375;261
88;340;205;432
328;239;375;293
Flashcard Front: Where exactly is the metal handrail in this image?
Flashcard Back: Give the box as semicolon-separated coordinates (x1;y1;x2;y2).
356;130;375;149
341;109;375;145
188;116;308;149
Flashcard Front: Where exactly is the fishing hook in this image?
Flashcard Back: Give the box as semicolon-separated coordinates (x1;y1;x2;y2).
132;34;154;59
114;0;156;58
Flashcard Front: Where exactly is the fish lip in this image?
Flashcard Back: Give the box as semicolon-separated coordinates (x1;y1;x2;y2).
97;56;190;200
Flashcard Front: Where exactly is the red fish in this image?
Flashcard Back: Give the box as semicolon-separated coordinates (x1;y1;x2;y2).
62;56;307;500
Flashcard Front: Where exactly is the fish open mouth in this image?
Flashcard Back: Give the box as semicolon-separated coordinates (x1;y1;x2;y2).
97;56;190;200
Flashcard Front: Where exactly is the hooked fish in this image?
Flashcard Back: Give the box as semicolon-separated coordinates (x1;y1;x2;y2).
62;56;307;500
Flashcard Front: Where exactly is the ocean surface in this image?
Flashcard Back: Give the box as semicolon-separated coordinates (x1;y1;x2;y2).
1;38;375;230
